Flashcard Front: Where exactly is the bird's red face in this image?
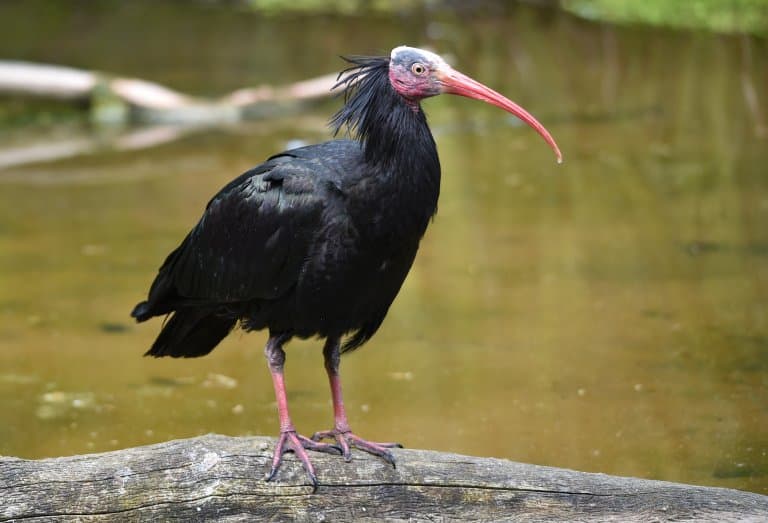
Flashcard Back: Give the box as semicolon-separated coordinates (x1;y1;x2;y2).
388;46;562;163
388;47;446;101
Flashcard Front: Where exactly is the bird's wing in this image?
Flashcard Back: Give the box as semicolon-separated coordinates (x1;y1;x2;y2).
160;154;333;304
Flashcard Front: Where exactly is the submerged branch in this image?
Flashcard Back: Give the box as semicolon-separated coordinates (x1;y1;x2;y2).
0;125;196;171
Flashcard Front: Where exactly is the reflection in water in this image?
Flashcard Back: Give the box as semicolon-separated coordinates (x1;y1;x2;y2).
0;2;766;495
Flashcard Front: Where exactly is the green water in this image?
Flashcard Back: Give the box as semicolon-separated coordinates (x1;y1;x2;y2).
1;1;766;495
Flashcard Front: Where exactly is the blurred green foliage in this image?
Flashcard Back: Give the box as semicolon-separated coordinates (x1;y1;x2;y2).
244;0;429;14
562;0;768;35
242;0;768;34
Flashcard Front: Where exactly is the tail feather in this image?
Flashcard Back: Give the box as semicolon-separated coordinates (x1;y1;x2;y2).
132;243;184;323
131;301;152;322
144;309;237;358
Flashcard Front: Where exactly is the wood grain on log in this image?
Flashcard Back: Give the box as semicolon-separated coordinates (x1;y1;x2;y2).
1;434;766;522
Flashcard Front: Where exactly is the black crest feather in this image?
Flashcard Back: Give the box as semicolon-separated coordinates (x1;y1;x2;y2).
330;55;391;140
329;54;429;168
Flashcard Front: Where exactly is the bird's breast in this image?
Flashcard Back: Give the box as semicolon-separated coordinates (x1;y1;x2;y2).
289;212;420;338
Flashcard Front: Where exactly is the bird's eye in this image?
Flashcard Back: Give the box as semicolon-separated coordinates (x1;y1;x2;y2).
411;63;427;75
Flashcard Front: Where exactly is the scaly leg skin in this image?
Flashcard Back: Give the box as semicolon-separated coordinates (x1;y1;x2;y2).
263;334;341;490
311;338;403;466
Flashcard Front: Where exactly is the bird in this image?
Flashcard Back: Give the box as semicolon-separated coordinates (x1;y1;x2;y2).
132;45;562;488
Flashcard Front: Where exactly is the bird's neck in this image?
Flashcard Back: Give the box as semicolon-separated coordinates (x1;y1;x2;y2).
363;97;438;172
359;102;441;245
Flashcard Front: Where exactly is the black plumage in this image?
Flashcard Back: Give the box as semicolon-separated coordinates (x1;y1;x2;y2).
132;55;439;355
133;46;561;487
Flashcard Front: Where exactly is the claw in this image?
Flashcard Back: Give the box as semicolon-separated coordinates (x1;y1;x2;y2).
266;466;278;482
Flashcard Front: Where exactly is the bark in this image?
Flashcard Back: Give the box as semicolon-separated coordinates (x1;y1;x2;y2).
1;434;766;522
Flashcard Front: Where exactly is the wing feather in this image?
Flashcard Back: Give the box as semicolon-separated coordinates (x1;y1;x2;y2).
165;158;326;304
137;141;362;319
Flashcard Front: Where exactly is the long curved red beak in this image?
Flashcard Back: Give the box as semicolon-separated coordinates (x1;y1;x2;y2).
439;67;563;164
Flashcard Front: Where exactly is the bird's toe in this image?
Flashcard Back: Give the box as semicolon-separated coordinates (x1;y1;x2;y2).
267;430;325;488
298;434;343;455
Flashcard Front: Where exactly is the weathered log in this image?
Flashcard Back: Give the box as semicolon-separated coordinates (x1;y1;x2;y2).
1;434;766;522
0;61;337;125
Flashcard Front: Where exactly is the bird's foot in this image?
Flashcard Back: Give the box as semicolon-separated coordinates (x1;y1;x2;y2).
266;430;342;489
311;428;403;466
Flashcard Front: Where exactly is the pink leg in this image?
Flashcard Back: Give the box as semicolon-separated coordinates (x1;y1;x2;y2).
264;335;340;489
311;338;402;465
